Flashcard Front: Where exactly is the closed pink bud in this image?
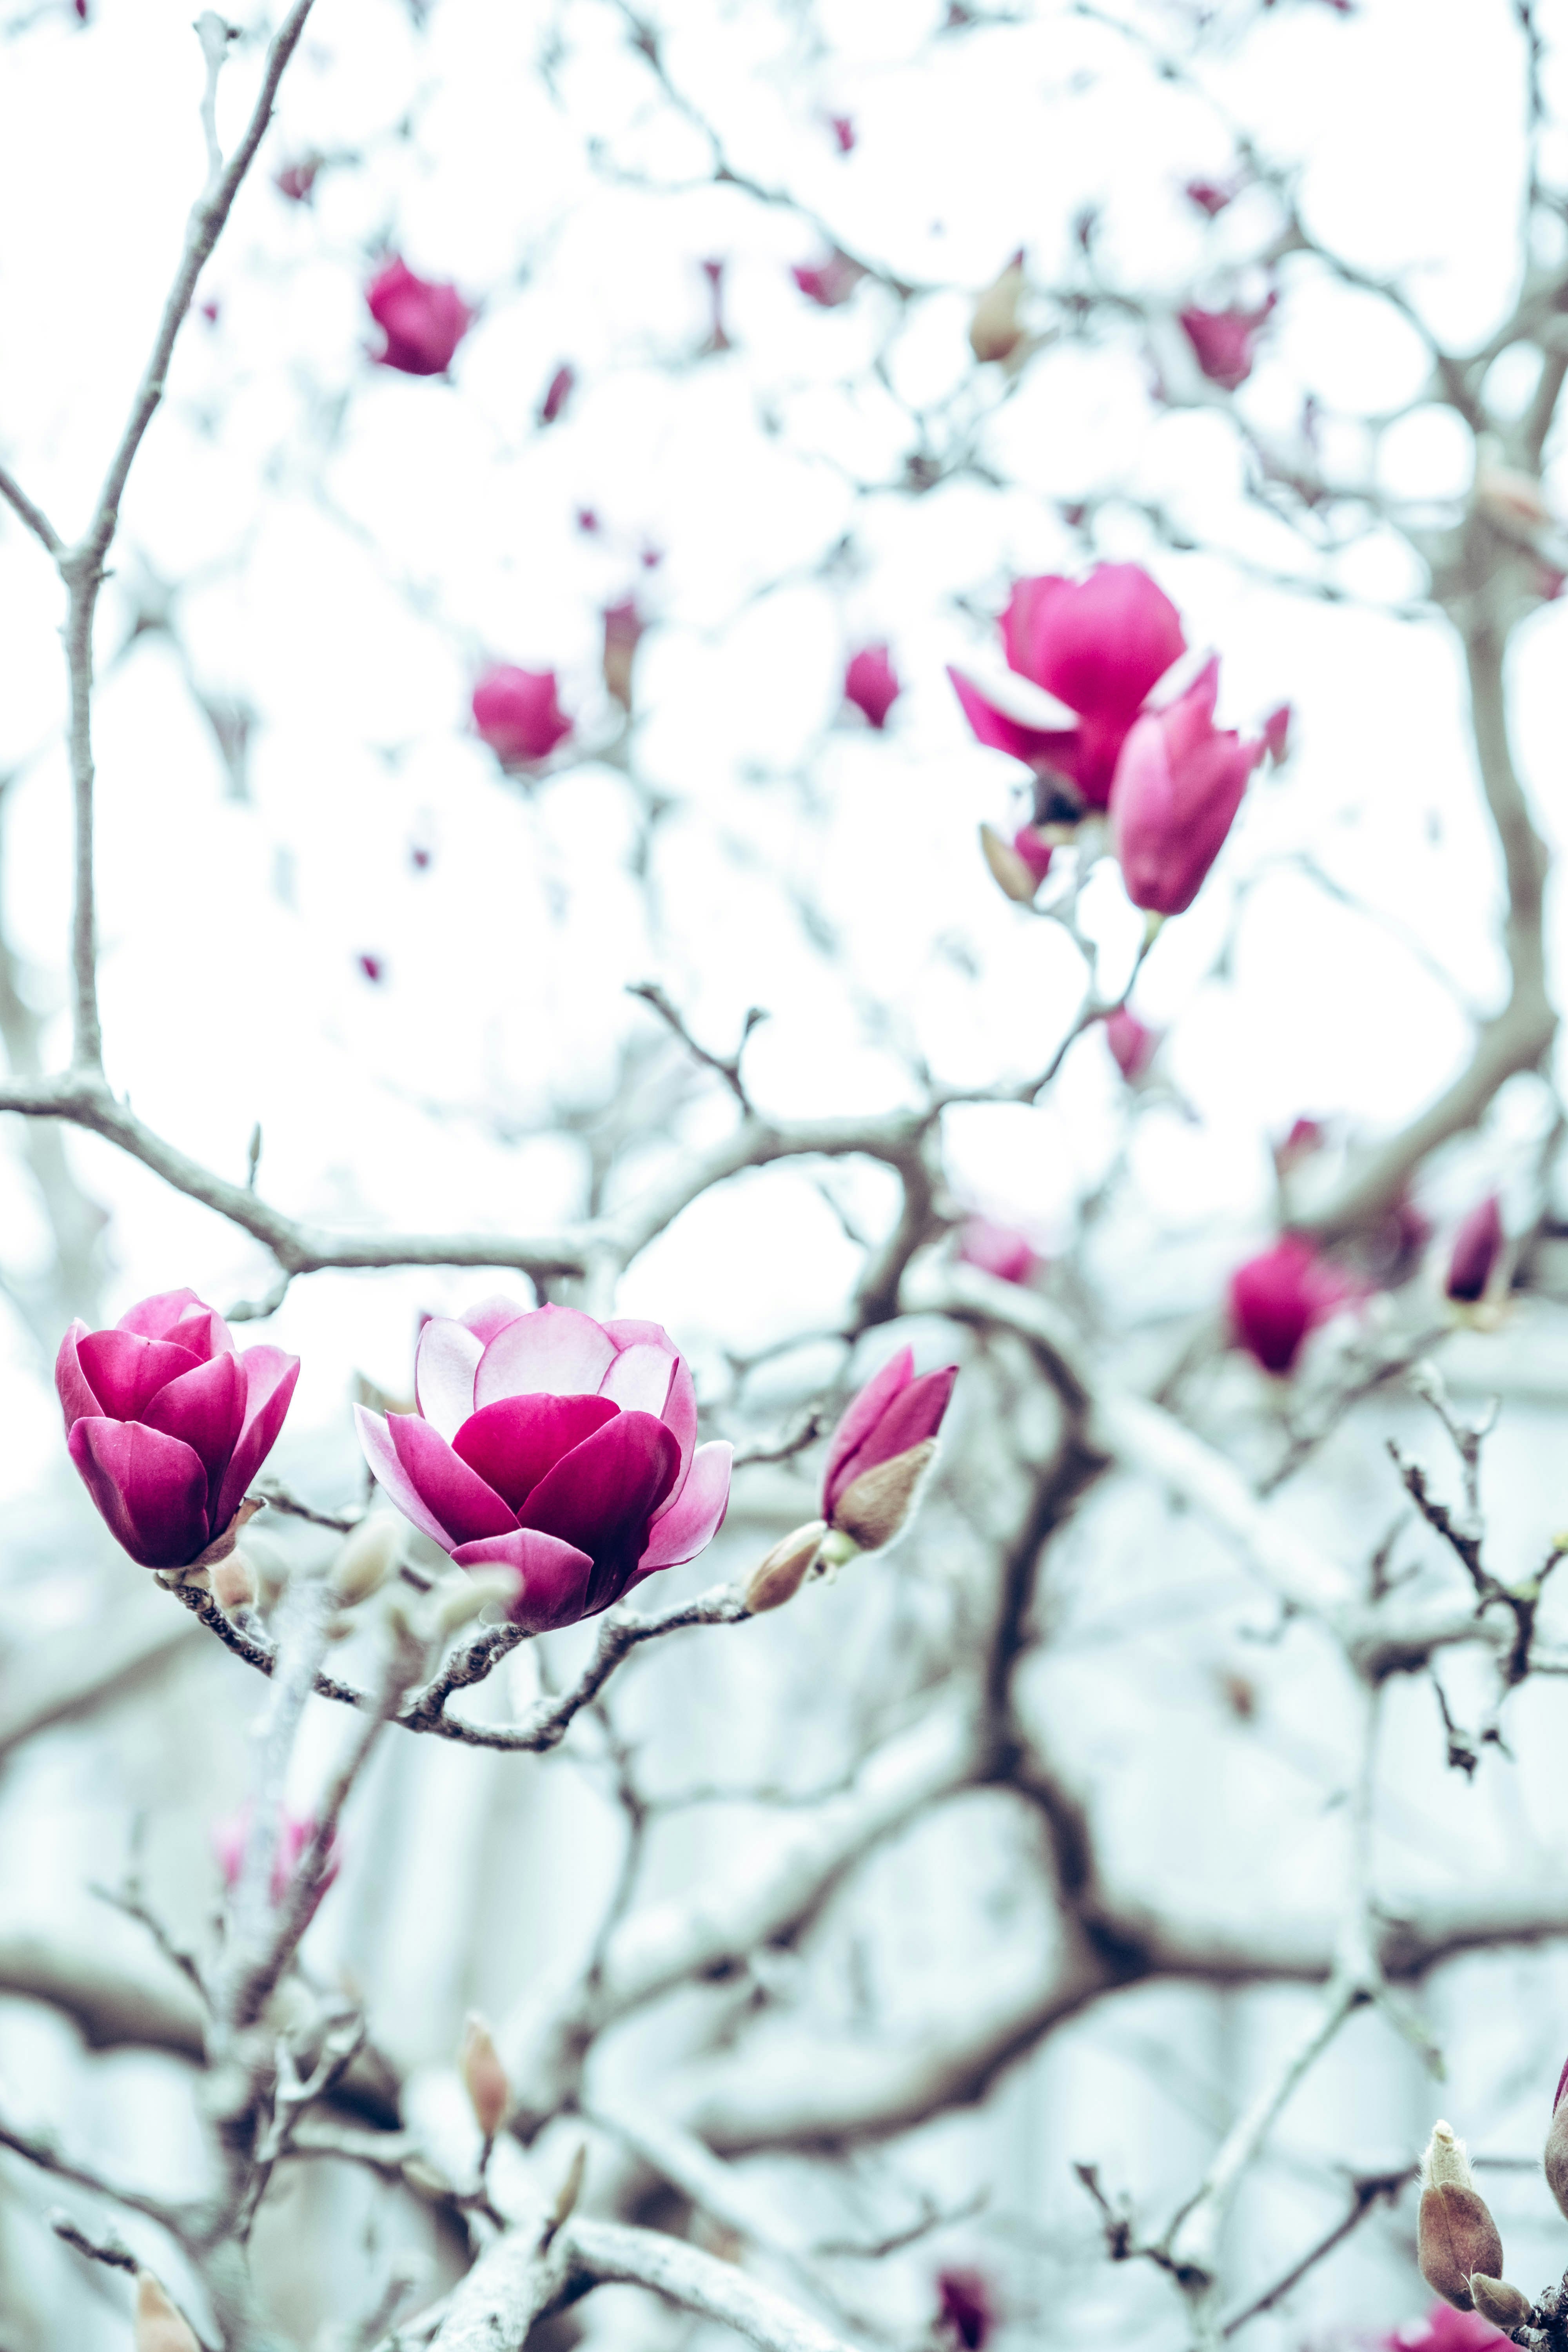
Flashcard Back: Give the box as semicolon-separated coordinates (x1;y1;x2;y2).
830;114;855;151
358;952;386;984
844;646;900;728
822;1349;956;1532
275;155;321;204
460;2011;510;2141
1263;702;1292;762
1185;176;1237;218
936;2269;996;2352
1110;658;1263;915
539;363;575;425
134;2271;200;2352
1103;1007;1157;1081
1546;2058;1568;2220
1445;1196;1504;1305
1178;296;1276;391
366;258;473;377
792;250;865;309
957;1218;1036;1285
472;666;572;767
603;600;646;711
1275;1115;1324;1171
56;1292;298;1572
1229;1236;1350;1376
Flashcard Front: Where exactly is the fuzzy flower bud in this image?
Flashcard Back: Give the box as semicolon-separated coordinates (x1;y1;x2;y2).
460;2011;510;2141
969;251;1027;365
211;1551;256;1613
832;1437;940;1552
134;2272;200;2352
1445;1196;1504;1307
1545;2060;1568;2220
1417;2123;1504;2311
978;822;1044;903
1103;1007;1158;1082
603;599;646;711
821;1352;955;1558
745;1519;828;1613
329;1515;402;1606
844;645;900;730
1468;2278;1532;2332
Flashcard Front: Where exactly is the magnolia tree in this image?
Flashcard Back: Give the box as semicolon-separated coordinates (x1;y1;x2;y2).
3;0;1568;2348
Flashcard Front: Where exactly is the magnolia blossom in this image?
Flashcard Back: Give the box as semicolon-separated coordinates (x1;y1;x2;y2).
214;1808;340;1906
792;250;865;308
355;1300;733;1632
828;113;856;152
1446;1195;1504;1304
57;1291;299;1570
822;1346;957;1550
949;563;1186;810
1104;1006;1158;1081
936;2270;996;2352
1179;296;1276;390
275;155;321;203
844;645;900;728
957;1219;1037;1284
539;363;574;424
366;258;473;376
1110;658;1264;915
472;666;572;766
1228;1236;1348;1376
1184;174;1238;217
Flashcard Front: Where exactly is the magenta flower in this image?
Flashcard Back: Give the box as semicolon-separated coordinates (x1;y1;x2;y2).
539;363;575;425
792;250;865;309
822;1346;956;1545
1103;1006;1158;1081
1179;296;1276;391
355;1300;733;1633
57;1290;299;1570
844;646;900;728
949;564;1186;811
1380;2308;1512;2352
1446;1196;1504;1304
366;258;473;377
957;1219;1036;1285
936;2270;996;2352
214;1808;340;1906
1110;658;1264;915
1229;1237;1348;1376
472;666;572;767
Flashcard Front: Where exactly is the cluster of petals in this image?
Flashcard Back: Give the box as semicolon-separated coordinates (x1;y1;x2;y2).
1228;1236;1351;1376
1110;657;1265;915
366;258;473;377
844;646;901;728
822;1345;957;1529
472;666;573;767
355;1300;733;1633
58;1291;299;1570
1179;296;1276;391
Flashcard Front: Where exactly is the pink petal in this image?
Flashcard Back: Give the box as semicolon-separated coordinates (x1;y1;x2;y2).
55;1320;102;1428
355;1405;462;1552
599;1341;676;1419
600;1317;676;1349
822;1347;912;1510
67;1418;211;1569
388;1413;517;1547
637;1440;732;1570
475;1303;617;1405
651;1353;697;1517
76;1330;204;1421
214;1346;300;1531
142;1351;245;1523
947;668;1060;766
450;1527;596;1633
116;1288;211;1341
415;1316;485;1439
517;1410;680;1590
460;1293;529;1345
830;1365;957;1508
452;1392;619;1511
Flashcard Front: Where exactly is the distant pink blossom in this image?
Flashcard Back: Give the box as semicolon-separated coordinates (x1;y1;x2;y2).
1179;296;1276;391
844;646;900;728
936;2270;996;2352
1110;658;1264;915
275;156;321;204
214;1808;341;1907
1445;1196;1504;1304
357;953;386;984
539;364;575;424
1104;1007;1158;1081
1229;1236;1350;1375
957;1219;1037;1285
1262;702;1292;762
829;115;856;153
792;250;865;308
1379;2305;1511;2352
1185;176;1237;218
472;667;572;767
366;258;473;377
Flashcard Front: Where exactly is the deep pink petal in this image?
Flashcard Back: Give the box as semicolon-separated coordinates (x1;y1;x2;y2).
55;1321;102;1429
828;1365;957;1508
822;1347;913;1511
450;1527;596;1633
517;1410;680;1603
116;1288;212;1342
475;1303;617;1405
76;1330;204;1420
638;1441;732;1570
213;1346;300;1531
355;1406;462;1551
460;1294;529;1345
142;1351;245;1524
416;1316;485;1439
947;668;1061;766
67;1418;210;1569
452;1392;619;1511
388;1414;517;1546
1019;564;1186;723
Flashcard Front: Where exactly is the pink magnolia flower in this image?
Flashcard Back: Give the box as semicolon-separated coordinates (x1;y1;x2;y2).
1380;2307;1512;2352
275;155;321;204
214;1808;340;1906
357;953;386;984
1110;658;1264;915
936;2269;996;2352
792;250;865;308
948;563;1186;810
823;1347;957;1528
1229;1236;1348;1376
829;114;856;153
57;1291;299;1570
1184;176;1237;218
1104;1007;1158;1081
366;258;473;377
472;667;572;767
1179;296;1276;391
355;1300;733;1633
539;363;574;425
957;1219;1037;1285
844;646;900;728
1446;1195;1504;1304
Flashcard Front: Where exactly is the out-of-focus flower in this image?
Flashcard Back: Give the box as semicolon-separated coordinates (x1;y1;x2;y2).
57;1292;298;1571
460;2013;510;2140
366;258;473;376
969;249;1027;364
828;114;856;152
355;1300;733;1632
410;841;433;872
134;2272;200;2352
1262;702;1292;762
936;2268;996;2352
472;666;572;768
792;249;865;308
539;363;575;425
1417;2122;1503;2313
844;645;900;728
1104;1007;1158;1081
1228;1236;1349;1376
1545;2053;1568;2219
699;257;731;354
949;564;1186;810
978;822;1050;903
1179;296;1276;390
1275;1116;1324;1172
1445;1196;1504;1306
821;1346;957;1553
1185;175;1238;217
957;1218;1037;1284
1379;2303;1514;2352
1110;658;1264;915
576;507;600;534
275;154;321;203
199;298;220;325
214;1807;341;1906
641;543;664;570
1011;824;1054;885
603;600;646;711
357;953;386;984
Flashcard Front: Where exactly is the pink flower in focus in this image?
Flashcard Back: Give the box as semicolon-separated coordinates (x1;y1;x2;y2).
57;1292;299;1570
1262;702;1292;762
822;1347;957;1526
539;364;575;425
829;114;856;153
844;646;900;728
1229;1236;1349;1376
355;1301;733;1633
472;667;572;767
957;1219;1037;1285
1379;2306;1512;2352
214;1808;341;1906
366;258;473;377
792;250;865;309
1445;1196;1504;1305
936;2269;996;2352
1110;658;1264;916
948;564;1186;810
1179;296;1276;391
1104;1007;1158;1081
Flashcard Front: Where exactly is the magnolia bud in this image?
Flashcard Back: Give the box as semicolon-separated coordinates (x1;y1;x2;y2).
979;822;1042;904
745;1520;828;1614
459;2011;510;2141
330;1515;401;1606
1417;2122;1503;2310
830;1438;938;1552
1470;2276;1533;2331
969;250;1026;364
1545;2083;1568;2220
431;1568;521;1637
551;2138;588;2230
134;2271;200;2352
211;1551;256;1613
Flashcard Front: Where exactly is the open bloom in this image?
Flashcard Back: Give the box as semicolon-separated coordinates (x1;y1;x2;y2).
57;1291;299;1570
1228;1236;1348;1376
949;563;1185;810
1445;1196;1504;1305
1179;296;1276;390
1110;657;1264;915
355;1300;732;1633
367;258;473;376
844;646;900;728
822;1346;956;1550
472;666;572;766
